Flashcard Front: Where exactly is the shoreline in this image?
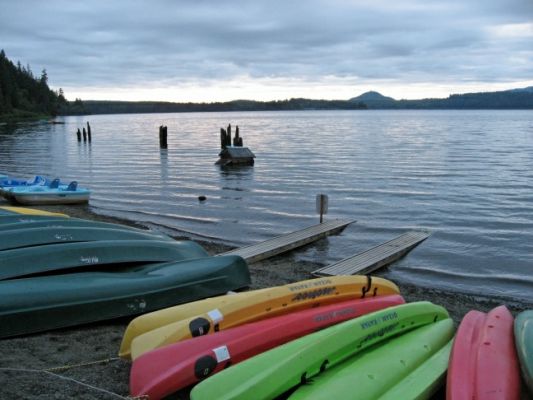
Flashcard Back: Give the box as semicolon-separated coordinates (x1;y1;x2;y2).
1;202;531;399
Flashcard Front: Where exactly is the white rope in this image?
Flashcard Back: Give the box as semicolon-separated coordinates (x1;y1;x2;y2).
0;367;132;400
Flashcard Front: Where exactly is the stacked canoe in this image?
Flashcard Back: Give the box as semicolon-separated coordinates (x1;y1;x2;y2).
0;208;251;338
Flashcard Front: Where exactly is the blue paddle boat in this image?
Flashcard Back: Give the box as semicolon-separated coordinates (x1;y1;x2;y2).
5;181;91;205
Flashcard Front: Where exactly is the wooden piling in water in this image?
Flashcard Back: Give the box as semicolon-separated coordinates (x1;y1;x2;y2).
159;125;168;149
87;122;92;142
82;128;87;142
76;128;81;142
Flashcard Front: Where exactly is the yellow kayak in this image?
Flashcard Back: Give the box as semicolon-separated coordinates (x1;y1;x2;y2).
126;275;399;360
0;206;69;217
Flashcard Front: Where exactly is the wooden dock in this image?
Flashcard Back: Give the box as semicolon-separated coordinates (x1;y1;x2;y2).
221;219;354;263
312;230;430;276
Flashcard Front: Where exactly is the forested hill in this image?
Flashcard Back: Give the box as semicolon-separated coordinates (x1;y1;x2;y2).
83;98;368;114
349;88;533;109
0;50;84;120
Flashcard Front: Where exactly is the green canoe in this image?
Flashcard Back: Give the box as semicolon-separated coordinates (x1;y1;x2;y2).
0;215;72;225
0;239;208;280
0;226;173;251
0;255;250;338
515;310;533;395
190;302;449;400
0;216;162;234
289;319;454;399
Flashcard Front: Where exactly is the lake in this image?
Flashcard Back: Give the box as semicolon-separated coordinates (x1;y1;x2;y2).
1;110;532;301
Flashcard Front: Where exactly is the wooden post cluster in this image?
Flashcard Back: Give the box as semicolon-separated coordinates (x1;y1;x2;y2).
220;124;243;149
159;126;168;149
75;122;92;143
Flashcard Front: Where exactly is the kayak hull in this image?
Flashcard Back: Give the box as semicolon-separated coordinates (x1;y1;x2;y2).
130;294;405;399
514;310;533;395
190;302;450;400
128;275;400;360
447;305;520;400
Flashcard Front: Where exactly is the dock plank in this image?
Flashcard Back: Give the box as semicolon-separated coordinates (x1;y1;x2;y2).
221;219;354;263
313;230;430;276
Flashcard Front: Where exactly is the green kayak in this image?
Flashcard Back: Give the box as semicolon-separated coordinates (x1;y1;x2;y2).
515;310;533;395
0;239;208;280
289;319;454;399
190;301;449;400
0;215;72;225
0;255;250;338
0;226;172;251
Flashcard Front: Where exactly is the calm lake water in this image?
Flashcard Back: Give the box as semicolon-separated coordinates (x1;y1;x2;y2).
1;110;532;301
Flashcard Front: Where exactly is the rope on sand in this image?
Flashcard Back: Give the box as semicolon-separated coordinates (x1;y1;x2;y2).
45;356;121;372
0;366;144;400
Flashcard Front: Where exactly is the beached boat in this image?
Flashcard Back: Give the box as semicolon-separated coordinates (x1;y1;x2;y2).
0;226;173;251
4;181;90;205
447;306;520;400
0;206;69;217
127;275;400;360
130;295;405;399
515;310;533;395
0;175;49;190
190;302;450;400
0;255;250;338
288;320;454;400
0;239;208;280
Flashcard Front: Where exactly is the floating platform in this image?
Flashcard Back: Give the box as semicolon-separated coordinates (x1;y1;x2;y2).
221;219;354;263
313;230;430;276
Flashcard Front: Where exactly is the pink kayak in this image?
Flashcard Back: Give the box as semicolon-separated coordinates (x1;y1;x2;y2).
130;294;404;399
447;305;520;400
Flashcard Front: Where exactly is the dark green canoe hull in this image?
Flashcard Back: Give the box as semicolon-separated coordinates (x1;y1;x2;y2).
0;226;173;251
0;255;251;338
0;240;208;280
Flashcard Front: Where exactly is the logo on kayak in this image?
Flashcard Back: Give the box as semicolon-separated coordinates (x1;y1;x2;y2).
80;256;99;264
289;279;334;292
314;306;357;322
291;286;336;302
54;233;73;241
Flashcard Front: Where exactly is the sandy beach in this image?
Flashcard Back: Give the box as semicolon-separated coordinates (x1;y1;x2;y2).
0;203;531;399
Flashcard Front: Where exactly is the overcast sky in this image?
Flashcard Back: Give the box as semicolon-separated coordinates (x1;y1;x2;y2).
1;0;532;102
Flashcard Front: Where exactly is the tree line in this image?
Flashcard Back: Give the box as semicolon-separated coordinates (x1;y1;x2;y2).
0;50;85;119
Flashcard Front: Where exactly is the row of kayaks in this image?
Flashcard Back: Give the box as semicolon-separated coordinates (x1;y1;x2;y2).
1;206;532;399
120;274;533;400
0;207;251;338
0;174;90;204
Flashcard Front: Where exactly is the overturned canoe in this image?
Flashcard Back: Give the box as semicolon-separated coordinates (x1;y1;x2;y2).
515;310;533;395
128;275;400;360
190;302;450;400
130;295;405;399
0;255;250;338
0;217;154;234
0;206;69;217
0;239;208;280
0;226;174;251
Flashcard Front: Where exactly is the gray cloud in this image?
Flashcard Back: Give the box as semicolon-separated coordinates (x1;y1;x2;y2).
1;0;531;99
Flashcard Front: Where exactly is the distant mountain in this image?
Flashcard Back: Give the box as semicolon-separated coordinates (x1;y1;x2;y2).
349;91;396;108
349;87;533;109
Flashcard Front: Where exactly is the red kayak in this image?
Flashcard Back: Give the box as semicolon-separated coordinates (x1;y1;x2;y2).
130;294;404;399
447;305;520;400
